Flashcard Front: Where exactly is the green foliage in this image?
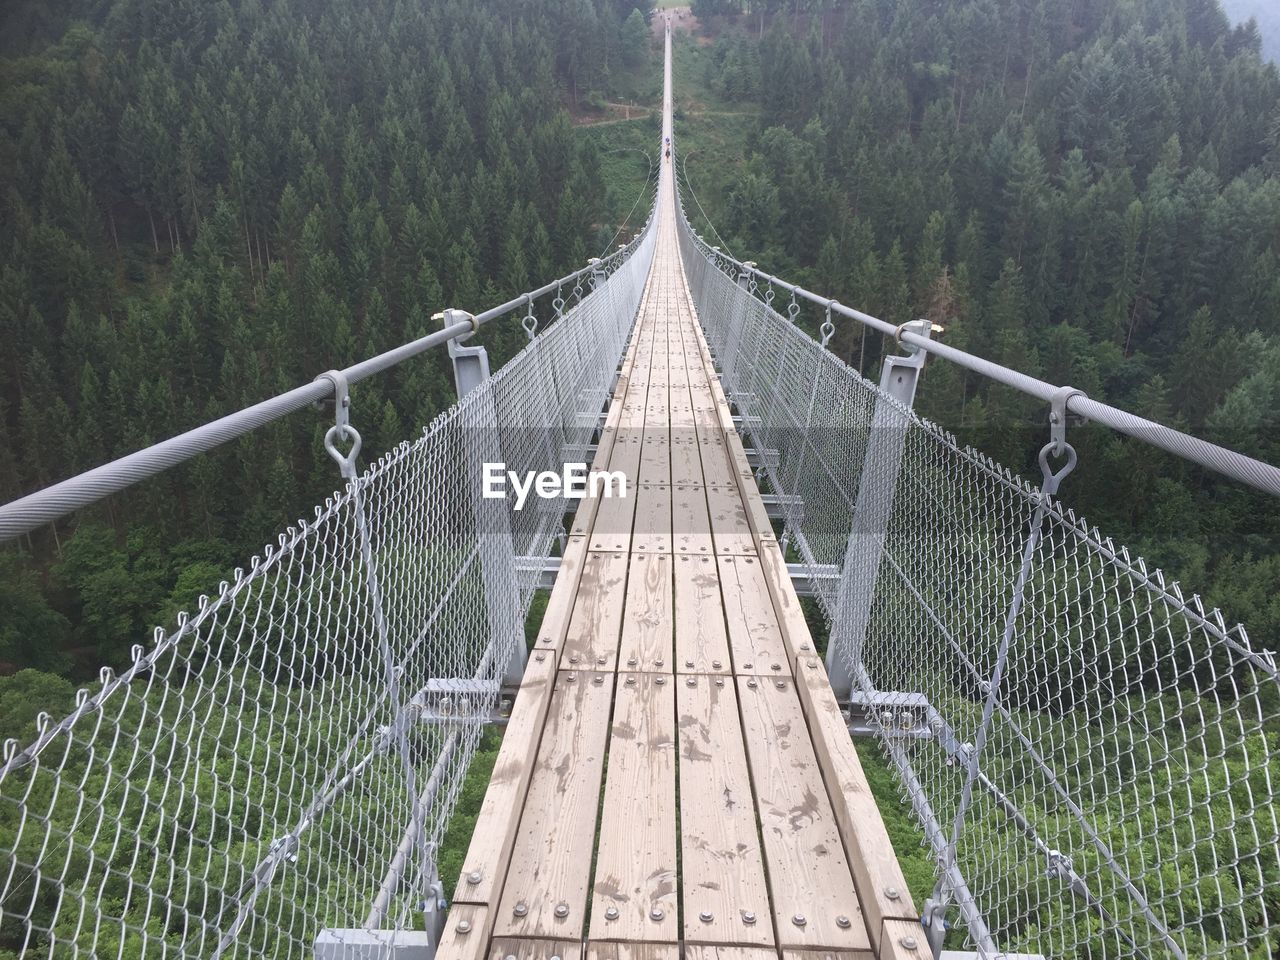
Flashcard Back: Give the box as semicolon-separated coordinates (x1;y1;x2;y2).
0;0;658;680
681;0;1280;653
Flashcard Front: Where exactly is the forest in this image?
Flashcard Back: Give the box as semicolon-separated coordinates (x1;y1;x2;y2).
0;0;654;685
679;0;1280;668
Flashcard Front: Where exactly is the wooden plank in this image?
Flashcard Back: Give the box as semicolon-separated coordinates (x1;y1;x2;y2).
754;546;813;666
718;556;791;675
453;655;557;904
783;951;872;960
586;944;679;960
618;554;674;672
530;536;589;653
436;904;489;960
795;655;918;949
589;488;638;553
561;552;629;670
590;673;678;942
677;678;774;946
706;486;755;555
673;555;730;675
490;939;582;960
684;948;775;960
755;545;917;947
670;435;705;486
495;670;613;939
671;484;712;557
737;676;871;953
878;920;929;959
632;483;673;555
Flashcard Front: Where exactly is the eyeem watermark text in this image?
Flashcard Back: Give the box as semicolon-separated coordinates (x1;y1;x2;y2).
483;463;627;510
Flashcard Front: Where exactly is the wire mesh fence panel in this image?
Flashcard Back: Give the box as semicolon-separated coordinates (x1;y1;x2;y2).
676;206;1280;959
0;222;655;960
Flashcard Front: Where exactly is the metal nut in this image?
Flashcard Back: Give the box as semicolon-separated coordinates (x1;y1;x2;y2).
650;906;665;921
775;680;786;689
885;886;901;901
456;920;472;934
699;910;714;923
742;910;757;925
605;906;619;920
569;655;579;664
747;679;758;689
900;935;918;951
625;676;636;686
513;901;528;917
836;915;851;929
566;672;577;682
712;660;722;669
686;677;696;687
466;871;482;885
554;902;569;918
792;913;806;927
593;675;604;685
655;676;666;686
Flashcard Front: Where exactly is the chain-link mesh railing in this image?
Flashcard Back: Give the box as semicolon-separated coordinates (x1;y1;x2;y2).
0;219;655;959
676;201;1280;959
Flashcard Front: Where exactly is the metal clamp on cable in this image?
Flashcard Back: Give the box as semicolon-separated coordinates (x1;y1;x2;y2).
820;300;837;348
521;294;537;340
315;370;361;481
1038;385;1087;496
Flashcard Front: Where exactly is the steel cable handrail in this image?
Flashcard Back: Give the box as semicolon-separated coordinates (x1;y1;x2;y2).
0;222;657;542
676;201;1280;499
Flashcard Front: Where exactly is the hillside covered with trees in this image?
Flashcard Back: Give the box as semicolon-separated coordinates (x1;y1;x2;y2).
0;0;656;683
681;0;1280;656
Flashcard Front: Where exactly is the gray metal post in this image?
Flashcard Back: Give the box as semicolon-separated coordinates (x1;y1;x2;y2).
440;310;528;688
826;320;934;700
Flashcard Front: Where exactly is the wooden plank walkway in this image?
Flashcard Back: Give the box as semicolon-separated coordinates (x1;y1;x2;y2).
435;19;922;960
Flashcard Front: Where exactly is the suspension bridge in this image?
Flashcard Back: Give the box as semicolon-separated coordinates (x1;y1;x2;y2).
0;18;1277;960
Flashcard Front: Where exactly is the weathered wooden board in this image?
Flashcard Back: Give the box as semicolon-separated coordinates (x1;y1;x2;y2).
452;655;557;905
561;551;629;670
495;670;613;940
435;904;489;960
877;920;930;959
717;556;791;675
489;939;583;960
706;486;756;555
632;483;673;554
589;672;678;942
736;676;871;952
795;655;918;949
683;947;775;960
671;484;713;557
586;944;679;960
676;678;774;946
618;553;674;671
672;555;730;674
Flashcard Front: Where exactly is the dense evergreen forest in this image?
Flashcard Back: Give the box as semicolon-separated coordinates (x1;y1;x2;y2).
0;0;655;687
680;0;1280;660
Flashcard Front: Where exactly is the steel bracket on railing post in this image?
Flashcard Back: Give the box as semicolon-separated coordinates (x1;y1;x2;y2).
588;257;607;292
437;309;486;398
826;319;934;700
737;260;756;290
439;308;527;688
